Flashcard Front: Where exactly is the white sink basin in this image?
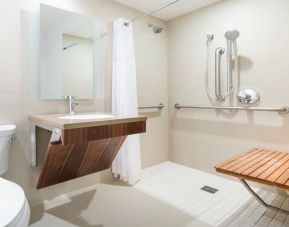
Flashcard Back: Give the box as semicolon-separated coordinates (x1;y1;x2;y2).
58;114;115;120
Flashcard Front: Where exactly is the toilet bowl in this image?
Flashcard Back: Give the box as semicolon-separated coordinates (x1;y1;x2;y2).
0;178;30;227
0;125;30;227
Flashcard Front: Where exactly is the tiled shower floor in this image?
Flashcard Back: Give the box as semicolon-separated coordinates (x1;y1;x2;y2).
30;162;289;227
136;162;289;227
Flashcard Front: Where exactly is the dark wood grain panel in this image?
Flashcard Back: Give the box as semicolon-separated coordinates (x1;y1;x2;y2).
94;136;127;172
76;140;110;175
37;136;126;189
62;121;146;145
37;120;146;189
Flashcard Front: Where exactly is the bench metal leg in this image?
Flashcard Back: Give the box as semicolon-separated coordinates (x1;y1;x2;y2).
239;179;289;215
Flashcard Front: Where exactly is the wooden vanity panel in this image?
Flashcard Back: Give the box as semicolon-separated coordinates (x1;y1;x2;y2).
37;136;126;189
36;120;146;189
92;135;127;172
62;121;146;145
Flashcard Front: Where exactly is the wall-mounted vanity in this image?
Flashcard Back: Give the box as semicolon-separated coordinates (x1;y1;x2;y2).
30;113;146;189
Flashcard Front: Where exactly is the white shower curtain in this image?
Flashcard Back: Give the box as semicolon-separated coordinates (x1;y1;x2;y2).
111;18;141;185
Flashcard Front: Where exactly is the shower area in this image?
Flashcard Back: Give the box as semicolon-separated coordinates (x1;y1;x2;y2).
131;0;289;226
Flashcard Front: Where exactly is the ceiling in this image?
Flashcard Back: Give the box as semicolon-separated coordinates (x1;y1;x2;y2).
113;0;223;21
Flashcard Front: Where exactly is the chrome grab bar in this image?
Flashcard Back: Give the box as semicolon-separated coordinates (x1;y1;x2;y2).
138;103;164;110
215;47;225;101
174;104;289;114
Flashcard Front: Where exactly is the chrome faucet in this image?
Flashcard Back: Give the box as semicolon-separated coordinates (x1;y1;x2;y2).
64;96;79;114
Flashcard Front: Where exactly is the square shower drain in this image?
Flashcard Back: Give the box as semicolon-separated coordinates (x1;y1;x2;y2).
201;185;219;194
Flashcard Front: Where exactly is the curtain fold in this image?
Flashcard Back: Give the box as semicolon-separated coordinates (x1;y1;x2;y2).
111;18;141;185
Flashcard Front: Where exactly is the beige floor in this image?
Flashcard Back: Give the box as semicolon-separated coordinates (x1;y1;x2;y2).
29;181;211;227
29;162;289;227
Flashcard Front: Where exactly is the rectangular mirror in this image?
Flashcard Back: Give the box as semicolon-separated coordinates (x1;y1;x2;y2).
40;4;103;99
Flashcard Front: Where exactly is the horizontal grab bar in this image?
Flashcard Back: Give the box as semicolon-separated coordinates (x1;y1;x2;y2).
174;103;289;114
138;103;164;110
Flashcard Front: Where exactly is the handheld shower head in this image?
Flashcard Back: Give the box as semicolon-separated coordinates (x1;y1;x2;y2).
225;30;240;57
225;30;240;92
225;30;240;41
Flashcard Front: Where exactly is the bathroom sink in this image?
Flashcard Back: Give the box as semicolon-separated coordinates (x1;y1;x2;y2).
58;114;115;120
31;113;146;130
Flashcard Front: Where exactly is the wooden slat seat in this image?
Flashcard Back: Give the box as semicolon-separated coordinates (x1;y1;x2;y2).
215;148;289;191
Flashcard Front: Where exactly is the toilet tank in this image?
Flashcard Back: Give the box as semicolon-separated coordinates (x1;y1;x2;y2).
0;125;16;175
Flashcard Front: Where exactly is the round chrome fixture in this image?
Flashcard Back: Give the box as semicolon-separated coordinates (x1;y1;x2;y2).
237;89;260;104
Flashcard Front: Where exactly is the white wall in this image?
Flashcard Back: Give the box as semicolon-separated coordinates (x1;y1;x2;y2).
168;0;289;174
0;0;168;205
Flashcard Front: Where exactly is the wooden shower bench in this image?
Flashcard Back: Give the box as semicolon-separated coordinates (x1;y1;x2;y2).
215;148;289;214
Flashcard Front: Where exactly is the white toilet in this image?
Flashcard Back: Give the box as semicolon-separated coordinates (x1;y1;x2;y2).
0;125;30;227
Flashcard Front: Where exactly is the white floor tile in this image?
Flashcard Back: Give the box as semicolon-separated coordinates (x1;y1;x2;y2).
135;162;289;227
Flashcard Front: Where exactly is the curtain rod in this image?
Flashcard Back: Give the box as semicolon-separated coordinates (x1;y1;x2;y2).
124;0;182;26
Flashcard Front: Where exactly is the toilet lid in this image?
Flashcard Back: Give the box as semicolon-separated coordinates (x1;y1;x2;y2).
0;178;26;227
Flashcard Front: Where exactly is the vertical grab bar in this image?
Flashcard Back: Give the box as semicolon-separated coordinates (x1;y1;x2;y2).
215;47;225;101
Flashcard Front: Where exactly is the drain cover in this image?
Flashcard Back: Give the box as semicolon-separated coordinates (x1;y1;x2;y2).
201;186;218;194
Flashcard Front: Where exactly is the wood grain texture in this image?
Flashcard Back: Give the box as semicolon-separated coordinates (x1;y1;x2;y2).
37;136;126;189
62;121;146;145
36;121;146;189
215;148;289;191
